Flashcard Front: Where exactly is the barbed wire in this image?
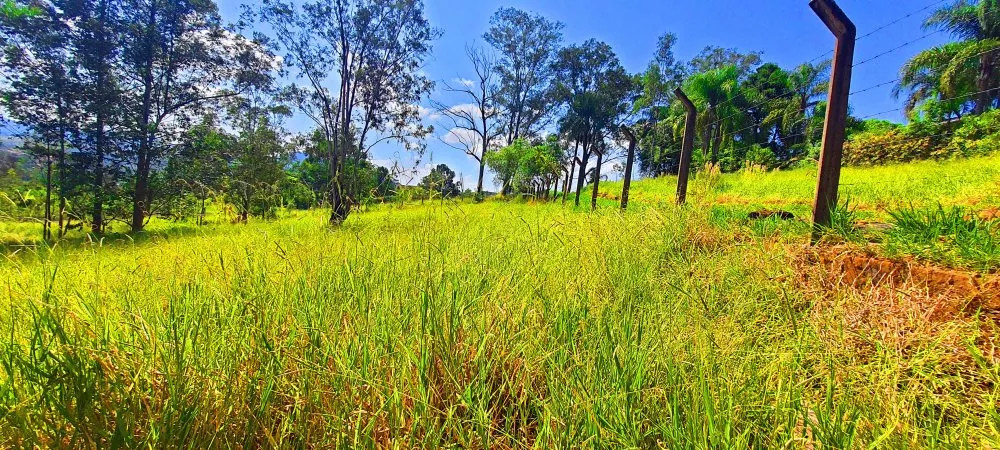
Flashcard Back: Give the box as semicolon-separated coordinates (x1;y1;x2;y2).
855;0;949;42
853;29;946;68
855;86;1000;121
701;1;959;129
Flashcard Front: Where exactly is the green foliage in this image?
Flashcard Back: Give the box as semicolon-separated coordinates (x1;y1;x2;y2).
845;109;1000;165
743;145;778;170
485;138;562;196
0;0;38;19
419;164;461;199
887;204;1000;271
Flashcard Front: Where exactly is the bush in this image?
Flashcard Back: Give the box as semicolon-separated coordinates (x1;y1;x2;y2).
744;145;777;171
844;109;1000;166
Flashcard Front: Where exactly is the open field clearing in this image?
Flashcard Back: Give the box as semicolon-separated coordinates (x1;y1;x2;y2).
2;155;999;448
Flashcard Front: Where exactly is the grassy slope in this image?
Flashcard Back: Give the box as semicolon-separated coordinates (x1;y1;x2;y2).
600;154;1000;214
0;157;998;447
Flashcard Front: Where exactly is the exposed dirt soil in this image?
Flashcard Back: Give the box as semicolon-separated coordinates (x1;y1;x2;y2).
797;245;999;365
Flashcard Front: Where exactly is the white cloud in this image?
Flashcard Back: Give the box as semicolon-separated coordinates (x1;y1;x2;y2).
454;78;475;88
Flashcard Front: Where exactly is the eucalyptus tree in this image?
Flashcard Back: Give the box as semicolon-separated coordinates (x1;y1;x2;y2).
62;0;127;234
432;44;501;200
224;88;291;223
0;0;78;236
484;7;563;145
689;46;762;78
249;0;437;224
122;0;275;232
898;0;1000;117
551;40;633;207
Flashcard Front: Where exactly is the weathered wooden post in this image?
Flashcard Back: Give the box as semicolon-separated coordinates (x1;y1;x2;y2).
620;126;637;211
810;0;855;243
674;88;697;205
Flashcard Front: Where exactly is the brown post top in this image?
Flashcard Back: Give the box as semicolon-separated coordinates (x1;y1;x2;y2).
809;0;857;39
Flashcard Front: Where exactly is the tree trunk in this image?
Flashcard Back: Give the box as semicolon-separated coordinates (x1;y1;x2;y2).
44;152;52;241
131;0;158;233
590;150;603;211
329;152;351;224
91;0;111;235
621;136;636;211
574;138;591;207
93;117;105;235
199;194;206;226
712;123;723;165
475;158;486;201
57;129;66;237
974;50;997;115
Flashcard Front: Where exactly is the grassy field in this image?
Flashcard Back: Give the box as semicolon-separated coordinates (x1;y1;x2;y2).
1;156;999;448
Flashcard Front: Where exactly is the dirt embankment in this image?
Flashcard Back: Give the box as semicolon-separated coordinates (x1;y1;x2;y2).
798;245;999;364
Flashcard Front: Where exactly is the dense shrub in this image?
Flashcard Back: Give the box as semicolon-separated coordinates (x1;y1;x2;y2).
844;110;1000;166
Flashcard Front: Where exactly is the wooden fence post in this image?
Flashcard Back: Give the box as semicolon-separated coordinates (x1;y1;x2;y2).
674;88;697;205
620;126;637;211
810;0;855;242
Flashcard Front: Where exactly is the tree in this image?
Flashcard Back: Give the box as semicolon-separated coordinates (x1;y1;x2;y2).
683;65;742;165
689;46;762;77
225;92;290;223
64;0;127;234
484;7;563;145
1;1;78;237
551;40;634;208
897;0;1000;117
419;163;460;199
121;0;275;232
433;44;501;201
160;116;232;225
484;137;561;197
249;0;437;225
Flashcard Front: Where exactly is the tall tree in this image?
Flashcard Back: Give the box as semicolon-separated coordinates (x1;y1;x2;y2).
419;163;460;199
122;0;275;232
224;90;290;223
484;7;563;145
1;0;77;237
250;0;437;224
683;65;742;164
64;0;126;234
433;44;500;201
689;46;762;78
897;0;1000;117
551;39;634;208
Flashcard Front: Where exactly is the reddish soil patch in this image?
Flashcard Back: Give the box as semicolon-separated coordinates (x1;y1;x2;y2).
979;207;1000;222
802;245;999;318
797;245;999;364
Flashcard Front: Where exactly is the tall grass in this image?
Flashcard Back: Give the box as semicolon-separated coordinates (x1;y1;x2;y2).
601;153;1000;213
1;201;996;447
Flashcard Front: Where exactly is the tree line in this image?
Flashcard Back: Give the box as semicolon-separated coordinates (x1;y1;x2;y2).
2;0;998;237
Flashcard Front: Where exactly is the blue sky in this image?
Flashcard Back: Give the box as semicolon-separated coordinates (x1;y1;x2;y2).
216;0;956;189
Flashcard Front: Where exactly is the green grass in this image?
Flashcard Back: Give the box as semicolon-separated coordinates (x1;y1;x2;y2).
1;156;1000;447
601;154;1000;213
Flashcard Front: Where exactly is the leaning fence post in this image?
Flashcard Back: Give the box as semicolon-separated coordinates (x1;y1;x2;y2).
674;88;697;205
810;0;855;243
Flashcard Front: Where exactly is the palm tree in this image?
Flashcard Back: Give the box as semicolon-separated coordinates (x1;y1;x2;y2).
778;61;830;148
897;0;1000;117
684;65;742;164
